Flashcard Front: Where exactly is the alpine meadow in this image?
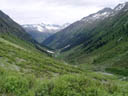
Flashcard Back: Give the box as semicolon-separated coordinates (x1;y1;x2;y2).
0;1;128;96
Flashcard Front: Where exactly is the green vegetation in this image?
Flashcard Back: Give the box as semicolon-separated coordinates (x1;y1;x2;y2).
0;26;128;95
1;66;128;96
1;3;128;96
1;35;128;95
0;36;81;77
1;35;128;96
0;35;81;95
106;67;128;76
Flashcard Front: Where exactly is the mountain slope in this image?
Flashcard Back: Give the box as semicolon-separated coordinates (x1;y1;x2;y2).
0;10;53;53
42;8;113;49
43;3;128;72
0;10;82;78
0;10;37;44
22;23;70;43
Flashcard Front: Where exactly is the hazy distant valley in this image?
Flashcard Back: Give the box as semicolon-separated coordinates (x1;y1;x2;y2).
22;23;70;43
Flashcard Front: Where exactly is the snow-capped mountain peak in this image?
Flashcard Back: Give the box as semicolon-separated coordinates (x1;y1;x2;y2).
37;25;44;32
22;23;70;43
92;11;110;19
81;8;113;22
114;3;126;11
45;26;59;30
22;23;70;33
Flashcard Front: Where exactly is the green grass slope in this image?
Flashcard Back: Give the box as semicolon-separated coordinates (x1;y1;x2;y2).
0;36;82;77
0;35;83;95
1;31;128;96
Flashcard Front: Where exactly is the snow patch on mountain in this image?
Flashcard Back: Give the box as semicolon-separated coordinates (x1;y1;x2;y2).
81;8;113;22
45;26;59;30
92;12;110;19
114;3;126;11
23;23;70;33
22;23;70;43
37;25;44;32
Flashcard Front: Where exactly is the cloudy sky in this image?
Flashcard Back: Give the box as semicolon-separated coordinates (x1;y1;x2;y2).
0;0;127;25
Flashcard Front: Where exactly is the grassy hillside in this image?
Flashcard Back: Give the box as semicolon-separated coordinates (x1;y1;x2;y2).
0;35;81;95
0;36;82;77
1;67;128;96
2;33;128;96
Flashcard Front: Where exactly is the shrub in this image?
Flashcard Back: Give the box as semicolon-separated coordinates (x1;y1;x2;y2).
2;75;29;96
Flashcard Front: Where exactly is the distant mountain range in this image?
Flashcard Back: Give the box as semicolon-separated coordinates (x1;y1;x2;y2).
22;23;70;43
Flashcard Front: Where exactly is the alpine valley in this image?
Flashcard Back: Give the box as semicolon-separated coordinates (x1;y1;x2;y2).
43;2;128;73
22;23;70;43
0;2;128;96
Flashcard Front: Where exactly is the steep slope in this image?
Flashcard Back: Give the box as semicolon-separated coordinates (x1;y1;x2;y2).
22;23;70;43
0;10;36;44
58;3;128;72
43;8;113;49
0;10;53;53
